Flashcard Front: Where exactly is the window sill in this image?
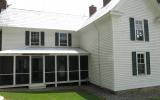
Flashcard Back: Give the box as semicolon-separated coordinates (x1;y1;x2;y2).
133;74;150;77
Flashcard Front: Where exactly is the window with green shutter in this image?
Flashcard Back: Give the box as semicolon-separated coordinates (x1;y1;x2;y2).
55;32;72;47
132;52;151;76
25;31;45;46
129;18;149;42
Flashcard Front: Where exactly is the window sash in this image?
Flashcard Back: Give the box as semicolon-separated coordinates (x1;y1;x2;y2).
56;32;70;47
136;53;147;75
31;32;40;46
135;20;144;41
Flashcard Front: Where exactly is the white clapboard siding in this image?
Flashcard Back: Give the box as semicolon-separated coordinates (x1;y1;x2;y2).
112;0;160;91
79;15;114;90
2;27;79;50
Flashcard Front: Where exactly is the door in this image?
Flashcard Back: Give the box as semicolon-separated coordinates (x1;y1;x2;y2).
32;56;43;83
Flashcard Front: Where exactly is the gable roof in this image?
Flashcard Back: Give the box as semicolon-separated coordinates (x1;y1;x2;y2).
0;8;88;31
0;0;121;31
81;0;120;29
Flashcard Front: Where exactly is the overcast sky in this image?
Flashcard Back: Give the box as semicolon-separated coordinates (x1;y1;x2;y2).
7;0;103;16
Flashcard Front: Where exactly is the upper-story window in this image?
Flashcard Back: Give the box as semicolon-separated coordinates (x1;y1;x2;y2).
135;20;144;41
129;17;149;42
31;32;40;46
55;32;72;47
157;0;160;4
25;31;44;46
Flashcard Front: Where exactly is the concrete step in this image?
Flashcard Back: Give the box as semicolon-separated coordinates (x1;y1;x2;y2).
29;84;46;89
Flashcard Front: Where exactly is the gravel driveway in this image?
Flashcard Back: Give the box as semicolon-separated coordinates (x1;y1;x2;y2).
81;85;160;100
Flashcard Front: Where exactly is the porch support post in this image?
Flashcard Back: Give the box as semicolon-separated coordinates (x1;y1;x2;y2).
78;55;81;86
13;56;16;86
43;56;45;84
55;55;57;87
67;55;69;81
29;56;32;85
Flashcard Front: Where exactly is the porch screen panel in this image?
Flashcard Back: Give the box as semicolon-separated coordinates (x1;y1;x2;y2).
0;56;13;86
69;56;79;80
80;56;88;80
16;56;29;85
57;56;67;81
45;56;55;82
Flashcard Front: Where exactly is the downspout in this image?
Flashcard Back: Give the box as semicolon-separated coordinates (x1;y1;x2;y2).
93;21;102;86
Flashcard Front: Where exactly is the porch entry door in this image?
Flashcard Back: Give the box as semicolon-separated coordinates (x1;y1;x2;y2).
31;56;43;84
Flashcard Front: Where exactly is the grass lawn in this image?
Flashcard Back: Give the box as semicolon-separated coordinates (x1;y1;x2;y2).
152;98;160;100
0;90;103;100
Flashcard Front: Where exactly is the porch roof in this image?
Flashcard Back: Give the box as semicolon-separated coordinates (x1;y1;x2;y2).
0;47;89;55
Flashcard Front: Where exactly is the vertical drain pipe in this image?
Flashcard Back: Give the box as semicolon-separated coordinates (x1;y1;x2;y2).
93;21;102;86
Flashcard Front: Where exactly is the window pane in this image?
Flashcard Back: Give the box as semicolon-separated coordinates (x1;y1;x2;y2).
138;64;145;74
45;73;55;82
141;59;144;63
32;57;43;83
81;71;88;80
135;20;144;41
0;75;13;86
57;56;67;71
16;56;29;73
45;56;55;72
31;32;40;46
69;56;78;71
60;33;67;46
69;71;79;80
137;54;141;58
16;74;29;84
0;56;13;74
57;72;67;81
80;56;88;70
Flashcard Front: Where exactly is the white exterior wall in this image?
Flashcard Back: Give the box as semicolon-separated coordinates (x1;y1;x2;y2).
79;15;114;90
2;27;79;50
112;0;160;91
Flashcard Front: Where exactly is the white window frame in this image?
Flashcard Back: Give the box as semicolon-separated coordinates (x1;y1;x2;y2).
134;19;145;41
29;31;42;47
136;52;147;76
57;32;70;47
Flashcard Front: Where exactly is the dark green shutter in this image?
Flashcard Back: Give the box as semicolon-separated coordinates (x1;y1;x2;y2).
146;52;151;75
68;33;72;46
41;32;45;46
130;18;135;41
132;52;137;76
0;30;2;51
55;32;59;46
144;19;149;41
25;31;30;46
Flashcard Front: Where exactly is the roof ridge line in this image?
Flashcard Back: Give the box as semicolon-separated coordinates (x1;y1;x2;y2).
8;7;88;17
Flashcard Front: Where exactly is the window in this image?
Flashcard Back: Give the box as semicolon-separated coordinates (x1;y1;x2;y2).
69;56;79;80
135;20;144;41
16;56;29;85
132;52;150;76
157;0;160;3
31;32;40;46
57;56;67;81
25;31;45;46
45;56;55;82
80;56;88;80
60;33;67;46
0;30;2;51
129;18;149;41
0;56;13;86
137;53;145;75
55;32;72;47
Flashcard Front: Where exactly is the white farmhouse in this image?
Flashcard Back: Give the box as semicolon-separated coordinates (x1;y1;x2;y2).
0;0;160;92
